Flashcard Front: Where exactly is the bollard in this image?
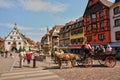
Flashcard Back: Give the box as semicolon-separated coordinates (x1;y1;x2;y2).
19;60;22;68
33;58;36;68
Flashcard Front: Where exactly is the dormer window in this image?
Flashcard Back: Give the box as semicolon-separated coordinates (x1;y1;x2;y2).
17;36;20;39
10;36;13;39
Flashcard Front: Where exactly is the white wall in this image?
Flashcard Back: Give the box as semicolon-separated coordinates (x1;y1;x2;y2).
110;2;120;42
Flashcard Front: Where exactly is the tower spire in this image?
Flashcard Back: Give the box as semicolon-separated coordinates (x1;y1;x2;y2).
13;23;17;30
47;27;49;34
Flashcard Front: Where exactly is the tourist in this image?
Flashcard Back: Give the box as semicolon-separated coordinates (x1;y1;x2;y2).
19;51;24;68
98;45;106;54
26;51;32;66
5;51;8;58
106;44;112;54
83;42;92;61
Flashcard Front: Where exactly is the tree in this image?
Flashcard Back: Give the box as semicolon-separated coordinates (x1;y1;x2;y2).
0;48;3;52
19;46;22;52
23;46;26;51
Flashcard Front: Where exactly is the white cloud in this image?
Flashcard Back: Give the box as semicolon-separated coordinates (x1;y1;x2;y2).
0;23;13;28
26;32;45;36
0;0;68;13
0;0;15;8
0;22;34;30
26;31;46;41
0;22;47;34
19;0;68;12
0;22;46;41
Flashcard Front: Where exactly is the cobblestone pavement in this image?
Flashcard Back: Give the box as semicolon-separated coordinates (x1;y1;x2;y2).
0;54;64;80
0;53;120;80
0;53;17;73
46;59;120;80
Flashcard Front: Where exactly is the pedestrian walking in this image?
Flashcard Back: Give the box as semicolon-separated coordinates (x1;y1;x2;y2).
32;52;39;68
5;51;8;58
19;51;24;68
26;51;32;66
0;51;4;57
10;51;14;58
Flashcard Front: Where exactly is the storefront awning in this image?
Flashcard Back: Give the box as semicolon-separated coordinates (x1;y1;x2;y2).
91;43;108;46
68;45;81;49
110;43;120;48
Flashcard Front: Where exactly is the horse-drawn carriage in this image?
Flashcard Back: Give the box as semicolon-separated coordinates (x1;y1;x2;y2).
53;50;116;69
76;51;116;68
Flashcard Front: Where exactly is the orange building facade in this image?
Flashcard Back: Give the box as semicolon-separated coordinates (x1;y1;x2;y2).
84;0;113;45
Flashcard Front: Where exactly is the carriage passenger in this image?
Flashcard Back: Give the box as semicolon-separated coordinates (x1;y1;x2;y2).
94;46;100;53
106;44;112;54
91;46;95;55
97;45;105;54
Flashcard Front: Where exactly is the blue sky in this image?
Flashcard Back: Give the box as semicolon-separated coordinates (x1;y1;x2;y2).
0;0;115;42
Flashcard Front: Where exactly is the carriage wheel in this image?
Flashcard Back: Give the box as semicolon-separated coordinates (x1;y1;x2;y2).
105;56;116;68
84;57;93;67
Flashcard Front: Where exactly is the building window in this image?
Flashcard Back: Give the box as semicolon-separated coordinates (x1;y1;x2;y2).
100;11;103;17
100;21;104;28
66;33;69;37
115;31;120;40
17;36;20;39
92;13;96;19
86;16;89;22
78;38;84;42
8;42;11;45
114;6;120;15
10;36;13;39
92;24;97;30
78;29;83;33
87;36;92;42
79;21;83;27
86;26;91;32
98;34;105;40
18;42;21;45
115;19;120;27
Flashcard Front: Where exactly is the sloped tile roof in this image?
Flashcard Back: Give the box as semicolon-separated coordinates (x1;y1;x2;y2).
100;0;113;7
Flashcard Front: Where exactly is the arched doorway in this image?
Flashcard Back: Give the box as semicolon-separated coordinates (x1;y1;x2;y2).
11;47;17;52
11;40;17;52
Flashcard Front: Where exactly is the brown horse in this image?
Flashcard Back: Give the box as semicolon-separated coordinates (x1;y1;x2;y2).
54;51;81;69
